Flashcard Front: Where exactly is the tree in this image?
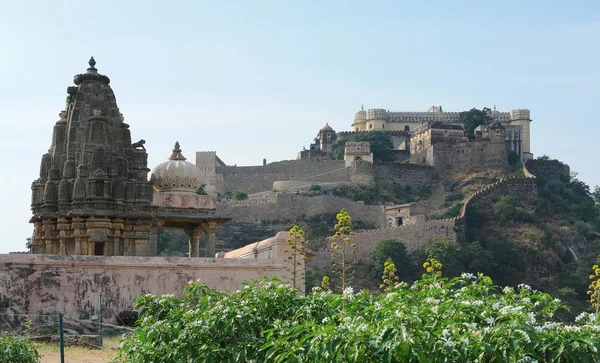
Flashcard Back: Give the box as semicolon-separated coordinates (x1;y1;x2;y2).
459;107;492;139
329;131;395;162
593;186;600;205
370;239;412;280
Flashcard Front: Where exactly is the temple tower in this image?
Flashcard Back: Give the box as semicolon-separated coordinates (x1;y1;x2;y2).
30;58;155;256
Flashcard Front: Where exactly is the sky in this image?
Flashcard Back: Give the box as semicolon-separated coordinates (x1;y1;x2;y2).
0;1;599;252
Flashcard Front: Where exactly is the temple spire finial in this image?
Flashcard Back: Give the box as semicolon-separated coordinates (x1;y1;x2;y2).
169;141;186;161
87;56;98;74
361;104;364;111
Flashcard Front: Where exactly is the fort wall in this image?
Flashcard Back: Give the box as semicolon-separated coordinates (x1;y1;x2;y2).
219;194;386;227
461;177;539;216
308;219;460;270
524;159;570;183
373;163;438;189
218;160;348;194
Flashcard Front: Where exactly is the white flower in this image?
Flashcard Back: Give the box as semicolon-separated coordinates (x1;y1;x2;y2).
485;317;494;325
553;298;561;303
461;272;475;280
322;317;330;324
515;330;531;343
342;286;355;299
502;286;514;294
431;306;439;314
518;284;532;290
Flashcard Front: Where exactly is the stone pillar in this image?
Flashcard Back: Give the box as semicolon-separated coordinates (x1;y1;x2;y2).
57;217;69;255
184;227;204;258
201;221;219;258
71;217;86;255
112;219;124;256
43;219;55;254
33;222;44;254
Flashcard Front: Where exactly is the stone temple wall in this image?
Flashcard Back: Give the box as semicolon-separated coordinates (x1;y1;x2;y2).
0;232;300;326
218;160;348;194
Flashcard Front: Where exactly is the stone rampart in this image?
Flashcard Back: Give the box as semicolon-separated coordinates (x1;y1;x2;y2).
461;177;538;216
524;159;570;182
0;232;300;326
373;163;438;189
218;160;348;194
219;194;386;227
308;219;459;270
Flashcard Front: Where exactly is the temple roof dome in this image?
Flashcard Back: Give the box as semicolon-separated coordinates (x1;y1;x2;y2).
354;105;367;123
151;142;203;192
321;123;334;131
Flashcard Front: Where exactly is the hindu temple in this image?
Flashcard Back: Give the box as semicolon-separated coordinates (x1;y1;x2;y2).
29;57;229;257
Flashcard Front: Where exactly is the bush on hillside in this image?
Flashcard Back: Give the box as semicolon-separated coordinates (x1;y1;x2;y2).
232;190;248;201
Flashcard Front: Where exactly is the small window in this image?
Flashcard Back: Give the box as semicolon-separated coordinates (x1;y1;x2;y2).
382;124;385;129
369;124;373;129
355;128;358;132
404;125;410;132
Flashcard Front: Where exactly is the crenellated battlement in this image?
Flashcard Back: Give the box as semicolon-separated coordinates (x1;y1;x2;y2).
461;176;538;216
509;109;531;120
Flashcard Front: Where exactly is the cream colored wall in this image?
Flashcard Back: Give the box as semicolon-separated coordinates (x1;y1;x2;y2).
352;122;366;132
366;119;386;130
509;119;531;153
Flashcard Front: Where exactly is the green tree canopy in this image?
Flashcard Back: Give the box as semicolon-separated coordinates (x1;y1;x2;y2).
370;238;412;279
460;107;493;138
329;131;395;162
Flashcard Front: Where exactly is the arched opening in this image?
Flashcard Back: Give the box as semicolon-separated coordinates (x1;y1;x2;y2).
354;156;362;161
396;217;403;226
404;125;410;132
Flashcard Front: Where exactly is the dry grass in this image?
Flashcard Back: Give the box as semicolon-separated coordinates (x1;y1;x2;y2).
35;336;120;363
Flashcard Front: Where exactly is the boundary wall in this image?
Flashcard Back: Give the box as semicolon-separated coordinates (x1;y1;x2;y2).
460;177;538;215
0;232;299;325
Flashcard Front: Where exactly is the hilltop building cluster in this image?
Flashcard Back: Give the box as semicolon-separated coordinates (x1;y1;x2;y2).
297;104;533;164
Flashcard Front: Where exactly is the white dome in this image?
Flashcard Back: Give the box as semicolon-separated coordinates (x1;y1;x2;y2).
353;105;367;123
150;142;203;192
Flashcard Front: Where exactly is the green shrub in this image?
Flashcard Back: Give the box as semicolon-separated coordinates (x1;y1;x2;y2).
444;191;463;203
370;239;412;279
195;184;208;195
117;274;600;362
308;184;321;192
117;309;139;327
0;336;40;363
232;190;248;201
442;203;463;219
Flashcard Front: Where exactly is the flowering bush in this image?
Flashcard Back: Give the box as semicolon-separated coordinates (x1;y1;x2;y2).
0;336;40;363
117;266;600;362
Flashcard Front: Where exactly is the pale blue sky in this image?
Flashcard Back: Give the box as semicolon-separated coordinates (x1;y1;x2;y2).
0;1;598;252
